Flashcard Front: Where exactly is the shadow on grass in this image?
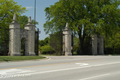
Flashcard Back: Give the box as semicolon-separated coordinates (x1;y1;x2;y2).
3;59;10;62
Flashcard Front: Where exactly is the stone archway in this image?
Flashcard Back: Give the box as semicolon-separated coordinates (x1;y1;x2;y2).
21;38;25;56
21;38;27;56
20;29;28;56
9;14;36;56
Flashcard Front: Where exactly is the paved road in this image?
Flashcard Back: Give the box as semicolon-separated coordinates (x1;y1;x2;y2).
0;56;120;80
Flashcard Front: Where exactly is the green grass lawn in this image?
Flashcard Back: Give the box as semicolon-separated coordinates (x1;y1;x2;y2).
0;56;46;62
39;54;64;56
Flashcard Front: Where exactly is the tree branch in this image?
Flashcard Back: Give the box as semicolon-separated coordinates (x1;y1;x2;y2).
0;14;7;22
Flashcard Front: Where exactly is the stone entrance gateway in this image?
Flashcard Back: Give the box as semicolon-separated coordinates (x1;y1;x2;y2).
63;23;104;56
9;14;35;56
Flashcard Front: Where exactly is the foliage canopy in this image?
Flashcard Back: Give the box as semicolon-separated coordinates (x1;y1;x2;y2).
0;0;27;45
44;0;120;54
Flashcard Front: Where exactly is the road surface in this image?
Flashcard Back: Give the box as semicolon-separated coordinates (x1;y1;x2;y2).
0;56;120;80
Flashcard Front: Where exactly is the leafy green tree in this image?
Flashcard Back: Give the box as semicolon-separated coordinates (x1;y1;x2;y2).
105;32;120;48
39;40;46;47
0;0;26;22
44;0;120;54
39;37;50;47
17;15;38;29
73;36;80;54
0;0;27;55
18;15;28;29
39;37;51;54
44;37;50;44
0;0;27;45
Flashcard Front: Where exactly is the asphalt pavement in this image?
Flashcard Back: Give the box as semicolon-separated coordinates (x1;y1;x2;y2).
0;56;120;80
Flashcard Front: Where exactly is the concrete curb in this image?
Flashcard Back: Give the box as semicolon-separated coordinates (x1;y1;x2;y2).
0;56;49;63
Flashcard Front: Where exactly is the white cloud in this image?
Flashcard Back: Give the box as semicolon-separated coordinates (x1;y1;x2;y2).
26;6;33;10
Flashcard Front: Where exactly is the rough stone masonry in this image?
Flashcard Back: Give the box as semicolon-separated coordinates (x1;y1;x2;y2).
9;14;35;56
63;23;72;56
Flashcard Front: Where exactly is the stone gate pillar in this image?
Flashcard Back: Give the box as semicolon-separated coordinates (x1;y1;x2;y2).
91;34;97;55
91;34;104;55
25;17;35;56
9;14;21;56
98;35;104;55
63;23;72;56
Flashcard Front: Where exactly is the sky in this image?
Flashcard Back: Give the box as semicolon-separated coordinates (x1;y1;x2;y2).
14;0;59;40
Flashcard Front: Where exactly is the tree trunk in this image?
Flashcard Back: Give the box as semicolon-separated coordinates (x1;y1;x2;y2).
80;38;84;55
78;27;86;55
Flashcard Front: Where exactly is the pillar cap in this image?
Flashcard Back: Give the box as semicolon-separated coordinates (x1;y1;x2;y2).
65;23;69;30
12;14;17;23
27;16;32;25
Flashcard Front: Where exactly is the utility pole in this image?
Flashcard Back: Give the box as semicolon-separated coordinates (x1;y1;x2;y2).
34;0;39;56
34;0;36;26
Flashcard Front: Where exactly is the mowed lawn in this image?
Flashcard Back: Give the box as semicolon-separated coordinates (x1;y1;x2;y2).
0;56;46;62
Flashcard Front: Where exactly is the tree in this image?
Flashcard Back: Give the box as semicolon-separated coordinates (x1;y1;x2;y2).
73;36;80;54
17;15;38;29
0;0;26;24
0;0;27;44
0;0;27;55
44;0;120;54
39;37;50;54
18;15;28;29
39;37;50;47
104;32;120;54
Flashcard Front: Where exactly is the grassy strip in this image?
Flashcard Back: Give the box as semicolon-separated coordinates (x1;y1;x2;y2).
39;54;63;56
0;56;46;62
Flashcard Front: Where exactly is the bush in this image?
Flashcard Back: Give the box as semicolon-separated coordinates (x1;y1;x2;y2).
40;45;55;54
104;47;114;55
114;43;120;54
73;45;80;52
